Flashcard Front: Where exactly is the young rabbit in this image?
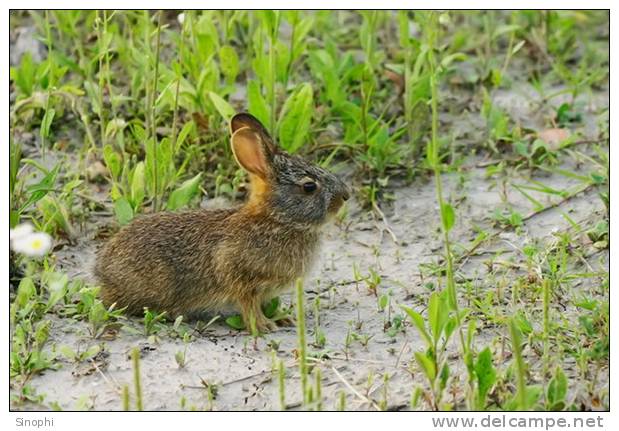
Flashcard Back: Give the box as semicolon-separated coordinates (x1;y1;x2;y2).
94;113;350;332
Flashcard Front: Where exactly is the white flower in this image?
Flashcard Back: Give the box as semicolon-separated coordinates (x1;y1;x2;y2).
177;13;185;25
9;223;34;242
11;232;53;257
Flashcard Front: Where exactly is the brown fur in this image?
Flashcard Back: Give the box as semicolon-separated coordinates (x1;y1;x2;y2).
95;113;348;332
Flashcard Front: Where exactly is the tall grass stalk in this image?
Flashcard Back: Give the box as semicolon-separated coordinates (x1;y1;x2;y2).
423;11;471;407
267;13;280;135
171;11;187;152
41;11;55;159
131;348;143;411
509;318;527;410
315;368;323;411
149;11;163;212
295;278;308;405
542;278;551;379
95;11;108;148
283;12;298;89
337;391;346;411
278;359;286;410
398;11;416;157
122;384;130;411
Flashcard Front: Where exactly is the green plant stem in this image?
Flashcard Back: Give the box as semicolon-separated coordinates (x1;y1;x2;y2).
171;12;186;152
96;11;107;149
131;348;143;411
402;18;415;156
338;391;346;411
122;384;130;411
542;278;551;380
42;11;54;159
425;11;470;407
295;278;308;405
268;31;277;135
284;14;297;89
278;359;286;410
150;11;162;212
315;367;322;411
103;11;117;120
509;318;527;410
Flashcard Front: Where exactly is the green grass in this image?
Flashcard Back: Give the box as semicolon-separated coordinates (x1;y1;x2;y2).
9;10;609;411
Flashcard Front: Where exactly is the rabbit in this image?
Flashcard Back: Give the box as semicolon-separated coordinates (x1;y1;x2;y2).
94;113;350;333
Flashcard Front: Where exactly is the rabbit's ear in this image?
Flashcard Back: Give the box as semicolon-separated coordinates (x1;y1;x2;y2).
230;113;268;134
230;113;276;153
230;127;272;179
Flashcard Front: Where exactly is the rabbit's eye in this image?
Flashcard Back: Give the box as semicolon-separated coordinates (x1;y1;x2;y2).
301;179;318;193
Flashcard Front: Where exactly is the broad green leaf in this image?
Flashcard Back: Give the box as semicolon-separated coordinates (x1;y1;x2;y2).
441;203;456;232
83;81;101;115
175;121;194;151
259;10;280;38
547;367;567;408
105;118;127;138
59;345;76;360
16;277;36;309
278;83;314;152
493;24;521;38
524;385;543;410
439;363;450;390
225;315;245;330
166;173;202;211
441;52;467;69
40;108;56;139
219;45;239;83
444;315;458;341
397;11;410;47
44;272;68;310
114;197;134;225
414;351;436;382
428;291;448;340
513;311;533;335
102;145;122;180
10;210;20;228
475;347;497;408
12;52;35;95
208;92;236;123
130;162;145;210
247;80;270;130
262;297;280;319
378;294;388;310
20;164;60;212
83;345;101;359
401;305;432;348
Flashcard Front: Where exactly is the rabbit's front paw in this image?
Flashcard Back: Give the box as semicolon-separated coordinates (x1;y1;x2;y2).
276;317;296;327
255;316;278;334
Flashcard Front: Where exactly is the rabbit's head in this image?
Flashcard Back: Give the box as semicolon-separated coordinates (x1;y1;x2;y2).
230;113;350;226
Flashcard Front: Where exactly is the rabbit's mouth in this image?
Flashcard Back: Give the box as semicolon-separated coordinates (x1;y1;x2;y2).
327;186;350;215
328;200;342;214
327;196;347;215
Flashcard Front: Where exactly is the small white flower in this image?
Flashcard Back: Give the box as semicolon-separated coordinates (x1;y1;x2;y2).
11;232;53;257
177;13;185;25
9;223;34;242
